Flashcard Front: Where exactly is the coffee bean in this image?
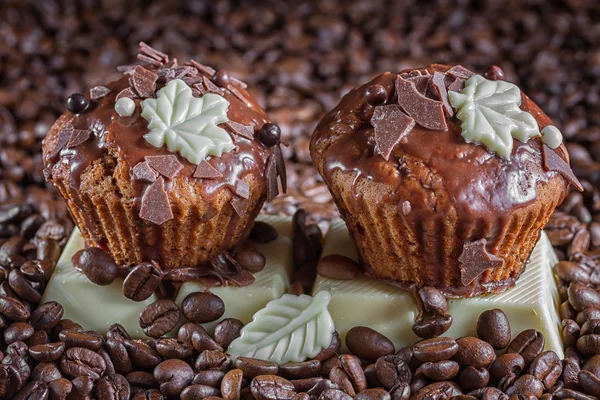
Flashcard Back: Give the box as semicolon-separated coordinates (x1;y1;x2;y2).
29;342;65;362
52;319;83;337
507;329;545;366
48;378;72;400
12;380;48;400
355;388;390;400
458;366;489;392
319;388;353;400
529;351;563;389
578;370;600;397
235;249;266;273
125;370;159;388
363;364;380;388
58;330;103;350
313;331;341;362
27;330;49;347
154;338;193;360
193;370;226;387
96;374;131;400
222;369;244;400
107;323;131;341
329;366;355;396
60;346;106;379
31;362;63;385
576;308;600;326
250;222;278;243
4;322;34;345
317;254;360;280
412;314;453;339
154;359;194;397
568;283;600;311
214;318;244;349
412;337;458;362
71;375;94;399
505;374;544;397
139;299;180;338
0;295;30;321
123;262;161;301
346;326;394;362
490;353;526;381
8;269;42;304
30;301;63;330
5;341;29;359
105;339;133;374
562;319;581;348
251;375;296;400
20;260;54;283
419;360;459;381
72;247;118;286
410;382;462;400
180;384;220;400
0;364;23;399
191;326;223;353
279;360;321;380
576;332;600;355
340;354;366;392
235;356;279;378
195;350;231;372
477;309;511;349
182;292;225;323
417;287;448;315
453;336;496;368
374;355;411;390
123;340;162;370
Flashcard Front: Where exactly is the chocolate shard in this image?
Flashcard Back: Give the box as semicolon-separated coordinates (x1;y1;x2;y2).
139;177;173;225
189;60;216;77
132;161;159;183
144;154;183;180
138;41;169;66
202;76;223;94
66;129;92;148
406;75;432;96
192;83;207;98
431;72;454;117
228;84;251;106
446;77;465;93
396;75;447;131
115;87;139;101
446;65;475;80
226;121;254;140
542;144;584;192
231;197;250;217
132;66;159;98
274;145;287;194
116;64;137;74
458;239;504;286
47;123;73;160
193;161;222;179
182;75;203;87
90;86;111;100
371;105;416;161
400;70;422;78
172;66;195;79
265;154;279;202
235;180;250;199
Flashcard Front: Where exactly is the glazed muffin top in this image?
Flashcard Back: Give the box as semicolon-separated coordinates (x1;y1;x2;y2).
311;64;581;229
43;43;285;226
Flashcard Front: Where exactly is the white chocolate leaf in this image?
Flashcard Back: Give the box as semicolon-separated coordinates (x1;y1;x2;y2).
141;79;234;164
227;291;335;364
448;75;540;159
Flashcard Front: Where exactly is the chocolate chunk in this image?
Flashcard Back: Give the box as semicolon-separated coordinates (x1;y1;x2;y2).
265;155;279;202
446;65;475;80
235;180;250;199
431;72;453;117
89;86;111;100
542;145;584;192
139;177;173;225
192;83;207;98
115;87;138;101
406;75;432;95
371;105;415;160
189;60;216;77
226;121;254;140
145;155;183;179
274;145;287;193
446;78;465;93
131;66;158;98
66;129;92;148
138;41;169;66
396;76;447;131
172;66;195;80
202;76;223;94
47;123;73;160
231;197;250;217
458;239;504;286
193;161;222;179
132;161;159;183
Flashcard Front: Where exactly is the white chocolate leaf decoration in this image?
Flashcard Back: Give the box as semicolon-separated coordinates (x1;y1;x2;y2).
141;79;234;164
448;75;540;159
227;291;335;364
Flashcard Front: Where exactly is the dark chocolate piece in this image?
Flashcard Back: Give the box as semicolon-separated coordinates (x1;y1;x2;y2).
66;129;92;149
138;41;169;66
235;180;250;199
192;83;207;98
431;72;454;117
131;66;158;98
265;155;279;202
231;197;250;217
396;76;447;131
446;77;465;93
189;60;216;77
193;161;223;179
172;66;195;80
139;177;173;225
446;65;475;80
47;123;73;160
115;87;138;101
132;161;159;183
226;121;254;140
144;155;183;180
542;145;583;191
458;239;504;286
406;75;432;96
274;145;287;194
371;105;415;161
89;86;111;100
202;76;223;94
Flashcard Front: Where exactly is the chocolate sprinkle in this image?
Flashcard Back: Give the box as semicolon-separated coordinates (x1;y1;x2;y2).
132;161;159;183
193;161;223;179
396;75;447;131
89;86;111;100
131;66;158;98
274;145;287;193
226;121;254;140
446;65;475;80
66;129;92;149
265;155;279;202
189;60;216;77
231;197;250;217
235;180;250;199
371;105;416;161
115;87;138;101
431;72;454;117
144;155;183;180
542;144;584;191
139;177;173;225
202;76;223;94
172;66;195;80
458;239;504;286
47;123;73;160
138;41;169;66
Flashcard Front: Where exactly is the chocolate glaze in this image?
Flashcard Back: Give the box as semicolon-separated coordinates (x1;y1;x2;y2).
313;65;570;296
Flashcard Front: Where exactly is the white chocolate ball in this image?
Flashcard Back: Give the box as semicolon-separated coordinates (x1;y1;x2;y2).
115;97;135;117
541;125;563;149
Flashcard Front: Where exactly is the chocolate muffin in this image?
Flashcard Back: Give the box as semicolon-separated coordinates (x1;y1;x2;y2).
43;43;285;271
310;64;581;297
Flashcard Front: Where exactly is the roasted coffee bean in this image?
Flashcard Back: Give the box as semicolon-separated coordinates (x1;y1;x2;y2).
560;300;577;320
105;339;133;374
583;354;600;375
410;382;462;400
58;330;103;350
529;351;563;389
132;388;165;400
507;329;545;366
0;364;23;399
191;326;223;353
72;247;118;286
4;322;34;344
123;340;162;370
568;283;600;311
180;384;220;400
458;366;489;392
553;388;597;400
71;375;94;399
251;375;296;400
196;350;231;372
30;301;63;330
47;378;72;400
123;263;161;301
355;388;390;400
578;369;600;397
155;338;193;360
250;222;278;243
8;269;42;304
0;295;30;321
453;337;496;368
412;314;453;339
36;238;61;265
154;359;194;397
419;360;459;381
306;379;339;398
490;353;526;381
576;308;600;326
321;356;342;376
99;347;116;376
27;330;49;347
193;370;226;387
214;318;244;349
412;337;458;362
418;287;448;315
505;374;544;397
561;358;581;389
96;374;131;400
182;292;225;323
29;342;65;362
60;347;106;379
279;360;321;380
340;354;366;392
2;355;31;383
317;254;360;280
235;356;279;378
293;393;310;400
126;371;159;388
235;249;266;273
477;309;511;349
329;366;355;396
20;260;54;283
346;327;394;362
177;322;203;344
319;388;352;400
107;323;131;341
562;319;581;347
290;377;324;393
222;369;244;400
363;364;380;388
139;299;180;338
374;355;411;390
52;319;83;337
31;362;62;383
313;331;341;362
12;380;48;400
576;332;600;355
555;261;591;283
5;341;29;358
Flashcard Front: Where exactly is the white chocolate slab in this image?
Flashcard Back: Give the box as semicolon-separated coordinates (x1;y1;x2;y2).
312;219;563;358
174;214;294;333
